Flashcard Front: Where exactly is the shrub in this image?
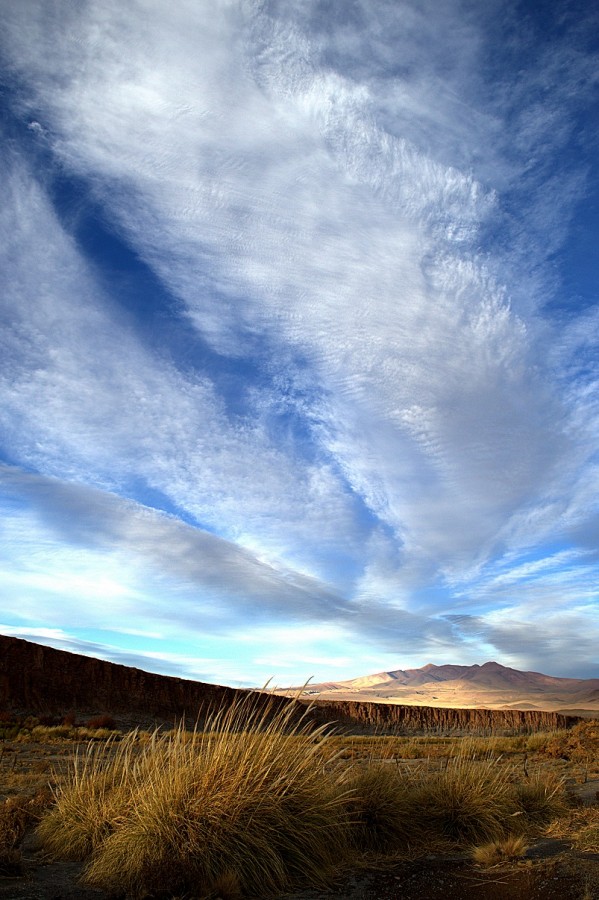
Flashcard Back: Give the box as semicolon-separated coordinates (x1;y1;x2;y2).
547;806;599;852
37;716;571;896
85;715;117;730
512;772;567;828
0;798;28;875
0;792;51;876
410;750;512;846
37;734;140;861
0;724;19;741
38;698;350;898
29;725;76;741
472;835;528;866
342;764;417;854
524;731;561;753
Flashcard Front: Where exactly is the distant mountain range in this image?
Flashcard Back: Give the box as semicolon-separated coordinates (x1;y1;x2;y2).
286;661;599;715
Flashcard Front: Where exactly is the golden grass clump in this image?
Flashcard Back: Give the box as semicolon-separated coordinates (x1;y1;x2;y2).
36;709;574;897
37;733;137;861
471;834;528;866
342;763;417;854
511;771;567;828
38;697;349;898
410;748;513;846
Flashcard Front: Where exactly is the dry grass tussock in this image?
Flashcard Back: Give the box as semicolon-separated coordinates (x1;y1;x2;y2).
408;749;515;846
340;749;519;855
38;696;350;898
471;834;528;866
511;770;568;827
0;791;51;876
548;806;599;853
36;707;572;898
341;763;417;854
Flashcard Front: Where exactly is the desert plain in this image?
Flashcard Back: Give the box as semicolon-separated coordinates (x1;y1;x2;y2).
1;638;599;900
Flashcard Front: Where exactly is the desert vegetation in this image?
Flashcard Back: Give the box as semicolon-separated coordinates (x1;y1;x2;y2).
1;703;598;898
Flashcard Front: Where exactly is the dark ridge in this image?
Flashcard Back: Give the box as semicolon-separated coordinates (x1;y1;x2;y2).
0;635;581;734
304;698;580;735
0;634;286;722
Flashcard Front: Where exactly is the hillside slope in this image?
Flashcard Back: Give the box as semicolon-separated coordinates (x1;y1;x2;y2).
290;661;599;714
0;634;269;721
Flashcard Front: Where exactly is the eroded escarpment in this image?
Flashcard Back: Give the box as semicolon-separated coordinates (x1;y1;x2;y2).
304;698;580;733
0;635;581;733
0;635;275;720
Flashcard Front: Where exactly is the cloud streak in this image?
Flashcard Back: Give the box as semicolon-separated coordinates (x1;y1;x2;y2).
1;0;598;681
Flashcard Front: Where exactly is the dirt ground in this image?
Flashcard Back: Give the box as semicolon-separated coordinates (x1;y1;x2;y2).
2;840;599;900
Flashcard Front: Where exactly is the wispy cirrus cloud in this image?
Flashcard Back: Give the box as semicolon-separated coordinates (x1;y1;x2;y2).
1;0;598;681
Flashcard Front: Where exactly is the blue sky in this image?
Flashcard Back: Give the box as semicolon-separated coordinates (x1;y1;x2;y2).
1;0;598;686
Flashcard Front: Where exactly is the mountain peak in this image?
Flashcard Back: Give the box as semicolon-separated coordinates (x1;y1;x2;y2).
293;660;599;714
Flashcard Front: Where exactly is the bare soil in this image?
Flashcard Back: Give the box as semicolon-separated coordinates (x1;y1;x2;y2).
3;843;598;900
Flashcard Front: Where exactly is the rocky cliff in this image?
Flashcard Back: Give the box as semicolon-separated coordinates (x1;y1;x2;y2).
0;635;581;733
0;635;280;720
306;698;579;734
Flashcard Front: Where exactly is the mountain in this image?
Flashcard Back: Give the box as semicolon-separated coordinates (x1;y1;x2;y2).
287;661;599;715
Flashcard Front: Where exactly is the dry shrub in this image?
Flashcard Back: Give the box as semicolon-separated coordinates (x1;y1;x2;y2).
547;806;599;853
210;870;243;900
38;697;349;898
408;747;568;847
393;740;427;760
0;797;28;875
77;727;119;741
37;734;137;861
86;715;117;730
511;772;567;828
472;834;528;866
543;721;599;762
0;791;51;875
28;724;76;741
524;731;562;753
410;749;512;846
342;764;417;854
37;716;573;896
575;818;599;853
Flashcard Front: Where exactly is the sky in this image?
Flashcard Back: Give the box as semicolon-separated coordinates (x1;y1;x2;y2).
1;0;598;687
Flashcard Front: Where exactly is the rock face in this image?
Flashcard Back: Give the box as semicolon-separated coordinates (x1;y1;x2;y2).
0;635;274;720
0;635;581;733
306;698;579;734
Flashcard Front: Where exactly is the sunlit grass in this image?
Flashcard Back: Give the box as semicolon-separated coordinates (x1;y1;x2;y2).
31;707;584;897
471;834;528;866
38;697;349;898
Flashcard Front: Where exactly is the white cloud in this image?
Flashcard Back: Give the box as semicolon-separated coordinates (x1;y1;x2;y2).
1;0;598;678
0;148;367;581
0;467;352;628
